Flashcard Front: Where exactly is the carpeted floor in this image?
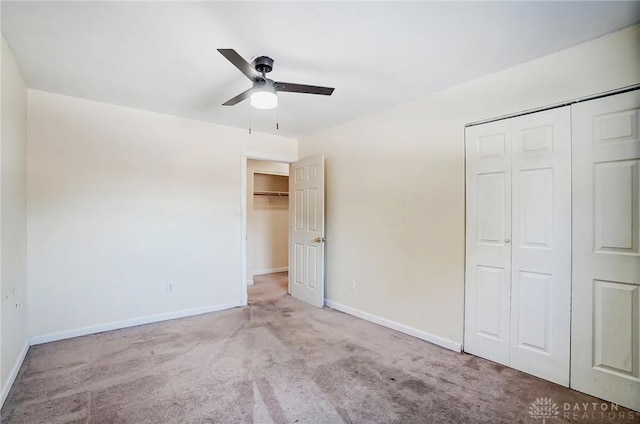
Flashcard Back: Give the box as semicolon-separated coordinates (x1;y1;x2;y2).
1;272;637;423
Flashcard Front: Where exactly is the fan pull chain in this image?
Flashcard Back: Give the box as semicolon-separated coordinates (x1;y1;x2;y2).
276;107;279;130
248;106;252;135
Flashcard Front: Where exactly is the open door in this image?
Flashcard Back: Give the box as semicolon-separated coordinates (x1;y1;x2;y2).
289;156;325;307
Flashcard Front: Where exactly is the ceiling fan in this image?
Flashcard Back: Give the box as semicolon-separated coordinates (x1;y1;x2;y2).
218;49;335;110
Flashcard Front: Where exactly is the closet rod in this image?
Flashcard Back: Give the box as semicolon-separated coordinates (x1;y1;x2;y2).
253;191;288;197
466;83;640;128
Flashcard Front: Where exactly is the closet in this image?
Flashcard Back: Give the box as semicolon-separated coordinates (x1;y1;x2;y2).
464;89;639;411
465;107;571;386
246;162;290;285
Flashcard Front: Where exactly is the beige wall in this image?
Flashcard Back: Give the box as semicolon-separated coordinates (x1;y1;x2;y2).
1;37;28;404
27;90;296;342
298;26;640;348
246;160;289;282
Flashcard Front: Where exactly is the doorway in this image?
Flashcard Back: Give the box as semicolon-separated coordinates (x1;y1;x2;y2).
246;160;289;304
240;153;326;308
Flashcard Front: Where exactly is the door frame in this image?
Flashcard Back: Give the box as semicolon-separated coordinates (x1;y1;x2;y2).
240;150;297;306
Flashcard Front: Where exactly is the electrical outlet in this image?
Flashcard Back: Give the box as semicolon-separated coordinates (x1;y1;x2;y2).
349;278;356;290
167;282;174;293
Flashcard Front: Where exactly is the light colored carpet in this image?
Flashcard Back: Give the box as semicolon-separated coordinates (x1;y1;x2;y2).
1;272;637;423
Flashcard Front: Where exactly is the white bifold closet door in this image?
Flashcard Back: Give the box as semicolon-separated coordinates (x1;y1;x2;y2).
465;119;512;366
571;90;640;411
465;107;571;386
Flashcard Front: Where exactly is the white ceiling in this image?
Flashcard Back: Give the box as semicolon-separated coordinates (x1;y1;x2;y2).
3;1;639;138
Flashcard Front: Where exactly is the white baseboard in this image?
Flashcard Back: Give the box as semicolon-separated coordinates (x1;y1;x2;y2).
1;338;29;408
324;300;462;353
253;267;288;276
30;303;240;346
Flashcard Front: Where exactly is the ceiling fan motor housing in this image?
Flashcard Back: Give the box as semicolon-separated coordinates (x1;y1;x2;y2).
254;56;274;75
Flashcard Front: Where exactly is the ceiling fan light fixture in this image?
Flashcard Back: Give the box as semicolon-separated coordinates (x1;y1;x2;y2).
250;90;278;109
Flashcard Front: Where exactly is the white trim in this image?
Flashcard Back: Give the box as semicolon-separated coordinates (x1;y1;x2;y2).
253;267;288;276
241;155;249;306
30;303;240;346
1;339;29;408
241;150;298;163
325;300;462;353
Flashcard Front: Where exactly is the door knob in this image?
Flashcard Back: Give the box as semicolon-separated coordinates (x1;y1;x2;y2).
505;239;510;243
314;236;326;243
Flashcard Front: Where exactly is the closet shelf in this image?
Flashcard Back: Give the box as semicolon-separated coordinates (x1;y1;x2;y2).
253;190;289;197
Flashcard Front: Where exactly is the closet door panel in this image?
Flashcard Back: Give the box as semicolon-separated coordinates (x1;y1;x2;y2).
509;107;572;386
571;90;640;412
464;120;512;365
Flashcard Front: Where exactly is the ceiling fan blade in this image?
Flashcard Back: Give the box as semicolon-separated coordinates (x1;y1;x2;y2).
217;49;260;81
275;82;334;96
222;88;253;106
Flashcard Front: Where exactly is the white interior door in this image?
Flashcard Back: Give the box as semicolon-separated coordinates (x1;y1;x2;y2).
509;107;571;386
464;120;512;366
289;156;325;307
571;90;640;411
